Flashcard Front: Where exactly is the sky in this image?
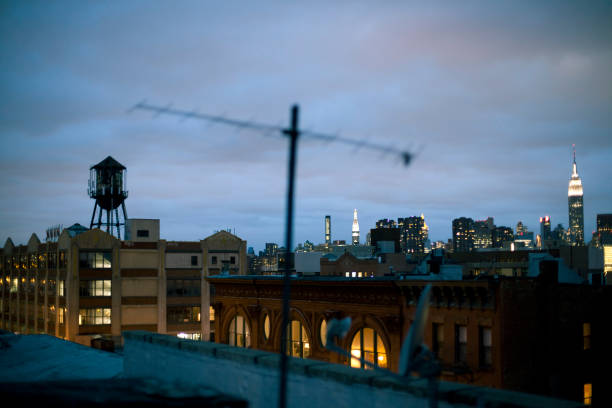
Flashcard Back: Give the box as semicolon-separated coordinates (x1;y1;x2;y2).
1;1;611;252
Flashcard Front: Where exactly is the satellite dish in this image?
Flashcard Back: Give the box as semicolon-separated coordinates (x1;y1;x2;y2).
399;284;432;376
325;317;351;349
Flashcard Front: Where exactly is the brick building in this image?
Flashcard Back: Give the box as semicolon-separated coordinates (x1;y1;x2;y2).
207;274;609;405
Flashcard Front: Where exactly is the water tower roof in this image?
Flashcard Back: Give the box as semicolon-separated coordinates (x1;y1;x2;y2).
91;156;126;170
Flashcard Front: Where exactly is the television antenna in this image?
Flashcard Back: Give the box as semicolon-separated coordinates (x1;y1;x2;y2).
130;101;416;408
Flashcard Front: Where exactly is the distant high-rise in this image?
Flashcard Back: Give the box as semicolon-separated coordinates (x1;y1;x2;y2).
568;146;584;245
492;226;514;248
352;209;360;245
540;216;552;242
474;218;494;249
376;218;396;228
452;217;475;253
597;214;612;246
403;216;425;255
325;215;331;245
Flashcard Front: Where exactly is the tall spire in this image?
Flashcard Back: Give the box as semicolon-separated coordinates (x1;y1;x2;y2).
352;208;360;245
568;145;584;245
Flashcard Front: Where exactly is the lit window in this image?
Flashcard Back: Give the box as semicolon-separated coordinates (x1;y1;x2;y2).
263;314;270;340
167;305;200;324
287;320;310;358
229;314;251;348
79;252;112;269
345;272;350;277
79;280;111;297
352;272;356;278
350;327;387;370
59;280;65;297
583;323;591;350
209;306;215;322
79;308;111;325
584;383;592;406
455;325;467;363
177;332;201;340
479;327;492;367
320;319;327;347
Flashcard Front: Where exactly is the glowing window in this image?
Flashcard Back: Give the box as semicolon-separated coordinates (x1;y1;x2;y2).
320;319;327;347
229;315;251;348
287;320;310;358
583;323;591;350
350;328;387;370
263;314;270;340
584;383;592;406
79;308;111;325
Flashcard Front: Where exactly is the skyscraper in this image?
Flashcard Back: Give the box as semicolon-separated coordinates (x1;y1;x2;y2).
540;216;552;242
568;146;584;245
452;217;475;253
325;215;331;245
474;218;494;249
352;209;360;245
403;216;425;255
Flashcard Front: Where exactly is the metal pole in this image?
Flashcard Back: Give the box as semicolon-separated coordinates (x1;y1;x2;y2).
279;105;299;408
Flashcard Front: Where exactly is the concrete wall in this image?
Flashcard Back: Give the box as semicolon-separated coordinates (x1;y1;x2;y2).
125;219;160;242
166;253;201;269
122;331;579;408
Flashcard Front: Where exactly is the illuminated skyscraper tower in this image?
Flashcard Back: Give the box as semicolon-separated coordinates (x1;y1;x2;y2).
325;215;331;245
352;209;360;245
568;146;584;245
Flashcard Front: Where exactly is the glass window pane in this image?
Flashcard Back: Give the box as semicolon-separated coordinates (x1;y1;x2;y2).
320;319;327;347
264;315;270;340
363;328;374;352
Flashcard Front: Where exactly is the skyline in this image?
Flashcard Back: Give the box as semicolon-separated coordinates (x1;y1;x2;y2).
1;2;611;251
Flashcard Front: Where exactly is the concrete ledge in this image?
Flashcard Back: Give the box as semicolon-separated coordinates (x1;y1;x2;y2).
122;331;582;408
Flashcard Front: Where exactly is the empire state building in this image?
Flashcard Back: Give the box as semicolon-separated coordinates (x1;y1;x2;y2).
568;146;584;245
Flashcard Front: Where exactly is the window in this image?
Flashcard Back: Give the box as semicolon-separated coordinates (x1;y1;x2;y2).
584;383;592;406
59;280;65;297
137;229;149;238
177;332;201;340
79;308;111;325
320;319;327;347
209;306;215;322
263;314;270;340
230;256;236;265
58;307;65;324
211;256;217;265
167;305;201;324
432;323;444;358
191;255;198;266
79;252;112;269
583;323;591;350
167;279;201;297
79;280;111;297
350;327;387;369
455;325;467;363
479;327;492;367
287;320;310;358
59;251;67;268
229;314;251;347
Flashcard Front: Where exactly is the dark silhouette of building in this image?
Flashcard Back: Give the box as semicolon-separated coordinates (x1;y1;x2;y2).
402;216;426;256
492;226;514;248
452;217;475;253
474;218;494;249
540;216;552;242
370;227;401;254
568;147;584;245
596;214;612;245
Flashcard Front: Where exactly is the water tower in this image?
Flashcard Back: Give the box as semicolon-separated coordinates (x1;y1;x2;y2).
88;156;128;239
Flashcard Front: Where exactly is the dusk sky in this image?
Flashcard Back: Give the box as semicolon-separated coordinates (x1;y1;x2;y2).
1;1;611;252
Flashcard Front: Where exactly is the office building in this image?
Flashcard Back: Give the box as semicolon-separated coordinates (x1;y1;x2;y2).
492;226;514;249
452;217;475;253
568;147;585;245
402;216;426;256
474;219;494;249
540;216;552;242
0;223;247;346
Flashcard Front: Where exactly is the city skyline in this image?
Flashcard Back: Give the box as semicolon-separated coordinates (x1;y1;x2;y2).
1;2;611;252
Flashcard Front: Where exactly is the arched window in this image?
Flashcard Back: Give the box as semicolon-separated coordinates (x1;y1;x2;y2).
263;314;271;341
319;319;327;347
287;320;310;358
350;327;387;369
228;314;251;347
